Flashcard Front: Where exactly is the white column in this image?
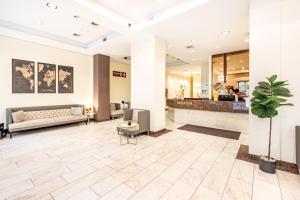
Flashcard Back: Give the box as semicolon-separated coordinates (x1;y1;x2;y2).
131;35;166;132
249;0;300;163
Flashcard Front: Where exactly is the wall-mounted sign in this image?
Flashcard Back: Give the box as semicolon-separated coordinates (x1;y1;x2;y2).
113;71;126;78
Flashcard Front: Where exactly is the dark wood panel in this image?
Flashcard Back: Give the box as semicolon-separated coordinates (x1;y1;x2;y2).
93;54;110;121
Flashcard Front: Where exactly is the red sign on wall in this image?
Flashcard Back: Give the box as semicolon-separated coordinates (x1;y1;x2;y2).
113;71;126;78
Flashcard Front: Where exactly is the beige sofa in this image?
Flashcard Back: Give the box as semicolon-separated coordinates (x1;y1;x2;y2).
6;105;88;138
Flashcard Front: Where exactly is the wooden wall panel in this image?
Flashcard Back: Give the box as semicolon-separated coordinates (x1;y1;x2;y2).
93;54;110;121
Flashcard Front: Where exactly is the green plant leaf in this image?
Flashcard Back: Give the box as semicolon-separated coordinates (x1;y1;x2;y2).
267;74;277;84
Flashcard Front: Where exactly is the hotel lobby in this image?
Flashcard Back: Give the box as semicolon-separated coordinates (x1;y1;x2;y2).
0;0;300;200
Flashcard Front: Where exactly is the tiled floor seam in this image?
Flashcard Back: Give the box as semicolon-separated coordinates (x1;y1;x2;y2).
188;147;225;200
250;162;255;200
276;172;284;200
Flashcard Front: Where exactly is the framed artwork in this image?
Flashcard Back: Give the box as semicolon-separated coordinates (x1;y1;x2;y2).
38;62;56;93
58;65;73;93
12;59;35;93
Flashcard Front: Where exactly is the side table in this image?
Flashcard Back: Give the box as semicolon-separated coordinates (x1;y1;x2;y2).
117;121;139;145
85;113;95;124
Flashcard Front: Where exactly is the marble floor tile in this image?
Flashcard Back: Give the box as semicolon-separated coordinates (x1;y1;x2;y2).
253;165;279;185
125;162;167;191
252;179;282;200
99;184;136;200
230;160;254;183
7;177;67;200
129;177;172;200
69;189;100;200
221;177;252;200
91;172;129;196
277;170;300;200
191;186;222;200
51;167;115;200
201;165;232;194
0;119;298;200
159;158;193;183
160;181;196;200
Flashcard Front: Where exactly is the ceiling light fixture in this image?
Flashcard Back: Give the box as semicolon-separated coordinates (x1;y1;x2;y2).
46;2;58;10
91;21;99;26
221;30;231;35
74;15;80;19
73;33;81;37
82;28;89;32
35;20;42;25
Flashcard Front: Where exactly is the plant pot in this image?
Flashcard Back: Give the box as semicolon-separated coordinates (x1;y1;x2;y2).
259;156;276;174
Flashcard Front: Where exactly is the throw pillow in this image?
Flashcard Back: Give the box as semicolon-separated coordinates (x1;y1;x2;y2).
70;107;83;116
12;110;25;123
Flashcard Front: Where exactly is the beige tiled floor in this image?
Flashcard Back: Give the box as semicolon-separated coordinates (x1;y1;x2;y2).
0;119;299;200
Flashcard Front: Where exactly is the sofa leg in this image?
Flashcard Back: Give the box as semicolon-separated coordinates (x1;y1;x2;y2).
9;132;12;139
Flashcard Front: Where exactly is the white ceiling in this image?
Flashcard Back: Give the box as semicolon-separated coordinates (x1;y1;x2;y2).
0;0;250;66
93;0;190;23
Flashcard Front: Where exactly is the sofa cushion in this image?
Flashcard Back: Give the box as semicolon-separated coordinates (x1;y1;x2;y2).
71;107;83;116
9;118;55;131
12;110;25;123
111;110;123;116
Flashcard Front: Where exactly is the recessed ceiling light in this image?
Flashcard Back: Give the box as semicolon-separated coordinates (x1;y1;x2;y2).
74;15;80;19
46;2;58;10
81;28;89;32
35;20;42;25
221;30;231;35
245;38;249;42
215;45;220;48
91;21;99;26
73;33;81;37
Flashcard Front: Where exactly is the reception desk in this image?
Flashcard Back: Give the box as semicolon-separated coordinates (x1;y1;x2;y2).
167;99;249;133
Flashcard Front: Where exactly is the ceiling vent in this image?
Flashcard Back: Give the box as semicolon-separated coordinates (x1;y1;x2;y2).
186;45;194;49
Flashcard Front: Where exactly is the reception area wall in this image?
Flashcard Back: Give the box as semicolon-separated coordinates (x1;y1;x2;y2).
0;36;93;126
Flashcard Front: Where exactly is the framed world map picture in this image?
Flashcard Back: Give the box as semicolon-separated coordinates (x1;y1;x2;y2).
38;62;56;93
58;65;73;93
12;59;35;93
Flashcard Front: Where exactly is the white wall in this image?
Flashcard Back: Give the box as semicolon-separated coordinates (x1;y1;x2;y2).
0;36;93;127
131;35;165;132
110;60;131;103
249;0;300;163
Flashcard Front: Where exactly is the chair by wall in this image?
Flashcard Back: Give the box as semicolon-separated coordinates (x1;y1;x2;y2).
123;109;150;134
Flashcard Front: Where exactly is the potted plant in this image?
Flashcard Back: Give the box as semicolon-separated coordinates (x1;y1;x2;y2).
251;74;293;173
